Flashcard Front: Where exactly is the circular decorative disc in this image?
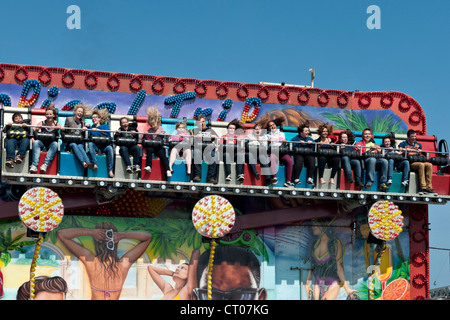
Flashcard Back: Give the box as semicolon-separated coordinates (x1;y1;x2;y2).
368;200;404;241
18;187;64;232
192;195;235;238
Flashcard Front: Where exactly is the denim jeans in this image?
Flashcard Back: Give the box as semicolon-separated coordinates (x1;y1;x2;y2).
193;145;217;181
387;159;410;183
247;151;271;179
88;142;114;171
364;157;388;184
341;156;362;182
119;145;142;166
32;140;58;166
222;150;245;177
5;138;30;159
68;142;90;165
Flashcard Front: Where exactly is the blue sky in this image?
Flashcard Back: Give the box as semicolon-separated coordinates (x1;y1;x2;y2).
1;0;449;289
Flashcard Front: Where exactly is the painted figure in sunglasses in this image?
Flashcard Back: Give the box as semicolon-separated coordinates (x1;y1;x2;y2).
304;218;358;300
193;246;267;300
57;222;152;300
147;249;200;300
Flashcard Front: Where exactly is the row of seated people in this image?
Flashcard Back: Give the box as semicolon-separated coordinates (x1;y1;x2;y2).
1;105;445;195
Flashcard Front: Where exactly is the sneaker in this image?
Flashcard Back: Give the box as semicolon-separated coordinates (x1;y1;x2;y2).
254;173;260;180
40;163;48;173
237;174;244;182
387;179;392;186
144;166;152;173
306;179;314;186
401;180;408;187
193;176;201;182
270;178;278;185
225;174;232;182
14;155;23;164
5;159;14;168
365;183;373;190
29;165;38;173
108;171;114;178
293;179;301;186
347;176;355;183
166;170;172;178
426;189;438;196
284;181;294;187
356;179;364;188
418;189;427;195
379;183;389;191
133;165;141;173
126;166;133;174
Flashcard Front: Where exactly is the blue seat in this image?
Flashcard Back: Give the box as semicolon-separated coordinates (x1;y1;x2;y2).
60;152;84;176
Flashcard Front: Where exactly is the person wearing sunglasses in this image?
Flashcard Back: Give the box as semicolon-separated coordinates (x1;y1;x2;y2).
57;222;152;300
192;246;267;300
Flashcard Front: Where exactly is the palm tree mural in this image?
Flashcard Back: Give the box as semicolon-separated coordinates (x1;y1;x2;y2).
321;110;406;134
0;228;35;268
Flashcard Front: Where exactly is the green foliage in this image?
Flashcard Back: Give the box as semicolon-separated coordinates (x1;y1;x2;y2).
0;228;35;268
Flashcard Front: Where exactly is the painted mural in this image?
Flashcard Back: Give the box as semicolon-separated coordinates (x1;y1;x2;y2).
0;200;410;300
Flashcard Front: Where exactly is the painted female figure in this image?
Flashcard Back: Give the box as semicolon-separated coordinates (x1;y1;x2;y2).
57;222;152;300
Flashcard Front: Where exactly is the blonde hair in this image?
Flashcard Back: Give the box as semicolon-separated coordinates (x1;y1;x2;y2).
92;108;110;124
146;106;161;128
73;103;91;117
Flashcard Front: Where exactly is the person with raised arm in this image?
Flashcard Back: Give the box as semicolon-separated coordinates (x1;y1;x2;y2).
57;222;152;300
87;109;115;178
29;104;61;173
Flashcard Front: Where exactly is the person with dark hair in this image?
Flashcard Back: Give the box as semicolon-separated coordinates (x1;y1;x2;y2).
87;109;115;178
193;246;267;300
304;218;358;300
147;250;200;300
291;122;315;186
381;135;409;188
115;117;142;174
398;129;436;195
355;128;389;191
168;121;192;177
3;112;31;168
220;119;245;182
193;114;218;183
60;103;92;169
57;223;152;300
315;123;340;185
338;130;363;187
245;122;272;182
17;276;68;300
266;118;293;187
29;104;60;173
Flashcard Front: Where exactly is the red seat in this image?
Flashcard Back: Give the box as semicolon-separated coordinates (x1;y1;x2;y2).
32;152;58;175
338;169;358;191
141;157;166;181
243;164;266;186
